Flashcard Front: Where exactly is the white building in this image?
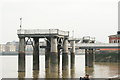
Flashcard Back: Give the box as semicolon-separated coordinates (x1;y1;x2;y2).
5;42;16;52
0;44;6;52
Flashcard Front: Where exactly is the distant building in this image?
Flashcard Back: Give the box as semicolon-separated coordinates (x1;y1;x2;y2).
5;42;17;52
0;40;47;54
82;36;95;43
0;44;6;52
0;41;19;52
108;31;120;43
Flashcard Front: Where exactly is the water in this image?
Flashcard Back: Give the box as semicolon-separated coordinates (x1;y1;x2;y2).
1;55;119;78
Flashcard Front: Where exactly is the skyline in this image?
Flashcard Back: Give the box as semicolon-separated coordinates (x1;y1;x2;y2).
0;0;119;44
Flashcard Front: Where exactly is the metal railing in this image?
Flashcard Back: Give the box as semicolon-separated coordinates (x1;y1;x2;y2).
83;36;95;41
76;43;119;47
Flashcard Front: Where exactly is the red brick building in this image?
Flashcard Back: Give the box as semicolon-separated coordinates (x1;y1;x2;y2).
108;31;120;43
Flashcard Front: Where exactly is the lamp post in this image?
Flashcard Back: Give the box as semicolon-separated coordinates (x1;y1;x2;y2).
20;18;22;30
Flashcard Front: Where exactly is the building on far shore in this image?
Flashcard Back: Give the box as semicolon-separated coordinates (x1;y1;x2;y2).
0;41;19;53
0;41;46;54
0;44;6;52
5;41;19;52
108;31;120;43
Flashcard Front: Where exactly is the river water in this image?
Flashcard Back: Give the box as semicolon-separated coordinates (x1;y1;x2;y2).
1;55;119;78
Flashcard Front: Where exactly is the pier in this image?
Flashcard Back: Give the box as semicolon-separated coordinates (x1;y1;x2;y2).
76;43;120;67
17;29;119;72
17;29;73;72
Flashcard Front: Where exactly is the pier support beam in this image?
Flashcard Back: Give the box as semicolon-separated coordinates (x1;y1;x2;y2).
88;49;94;67
18;72;25;79
85;49;94;67
45;38;50;68
62;38;69;70
18;37;25;72
71;66;75;78
50;37;58;74
33;70;39;78
70;41;75;69
33;38;39;70
85;49;88;67
58;45;61;73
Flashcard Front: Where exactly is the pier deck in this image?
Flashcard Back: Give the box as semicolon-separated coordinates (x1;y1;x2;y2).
17;29;69;38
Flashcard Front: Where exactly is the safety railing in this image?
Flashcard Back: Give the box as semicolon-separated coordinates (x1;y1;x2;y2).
76;43;119;47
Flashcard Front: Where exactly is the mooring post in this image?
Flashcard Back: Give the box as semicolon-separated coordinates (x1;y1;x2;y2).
18;37;25;72
70;40;75;69
45;38;50;68
33;38;39;70
50;37;58;74
62;38;69;70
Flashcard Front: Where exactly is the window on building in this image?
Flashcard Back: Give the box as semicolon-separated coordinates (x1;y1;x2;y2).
118;40;120;43
114;40;116;43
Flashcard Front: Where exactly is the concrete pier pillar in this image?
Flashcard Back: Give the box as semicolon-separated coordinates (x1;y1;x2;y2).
18;37;25;72
33;38;39;70
32;70;39;78
50;37;58;74
85;49;88;67
18;72;25;80
85;49;94;67
45;38;50;68
62;69;69;78
62;39;69;78
58;45;61;73
88;49;94;67
62;38;69;70
45;67;51;78
70;65;75;78
70;40;75;69
62;40;69;78
85;67;94;76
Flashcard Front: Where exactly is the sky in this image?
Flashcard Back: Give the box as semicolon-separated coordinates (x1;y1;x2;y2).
0;0;119;44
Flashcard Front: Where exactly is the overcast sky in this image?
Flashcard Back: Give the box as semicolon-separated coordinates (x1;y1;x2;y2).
0;0;119;44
